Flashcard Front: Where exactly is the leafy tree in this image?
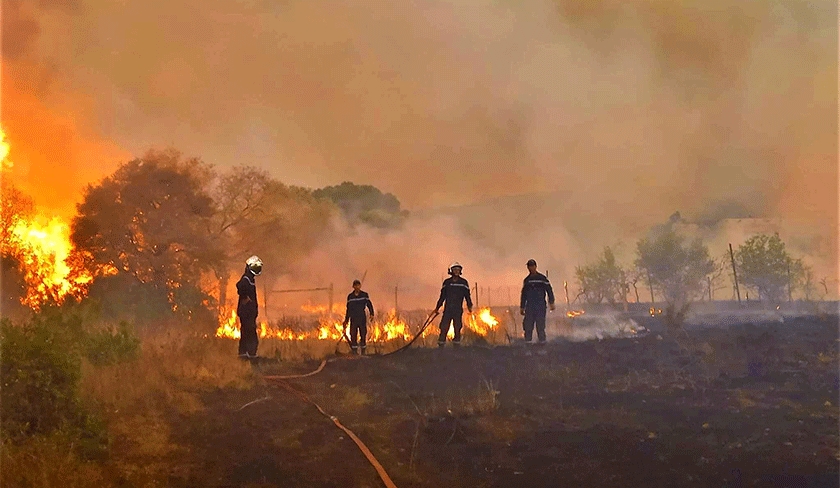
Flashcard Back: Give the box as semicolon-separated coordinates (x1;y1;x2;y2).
71;149;221;321
313;181;407;228
575;246;626;305
735;233;806;302
635;224;714;313
207;166;334;311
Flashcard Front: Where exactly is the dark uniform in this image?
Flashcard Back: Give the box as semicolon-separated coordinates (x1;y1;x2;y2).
520;272;555;343
435;276;473;345
344;290;374;351
236;266;259;357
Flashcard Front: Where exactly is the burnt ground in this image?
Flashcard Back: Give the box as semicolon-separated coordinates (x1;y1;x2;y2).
167;316;839;488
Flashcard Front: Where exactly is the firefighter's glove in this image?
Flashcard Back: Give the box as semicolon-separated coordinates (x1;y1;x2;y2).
519;308;526;316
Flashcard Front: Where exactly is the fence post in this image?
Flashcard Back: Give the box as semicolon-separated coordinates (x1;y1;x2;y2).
729;243;742;304
328;283;334;315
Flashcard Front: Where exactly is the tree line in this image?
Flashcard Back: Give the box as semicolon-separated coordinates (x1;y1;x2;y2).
574;213;818;314
1;149;407;325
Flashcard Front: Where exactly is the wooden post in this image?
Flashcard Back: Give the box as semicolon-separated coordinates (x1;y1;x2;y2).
728;243;741;304
474;283;479;308
787;260;792;303
488;287;492;308
263;284;269;323
395;285;399;314
646;270;655;304
622;282;629;312
328;283;334;315
563;281;570;307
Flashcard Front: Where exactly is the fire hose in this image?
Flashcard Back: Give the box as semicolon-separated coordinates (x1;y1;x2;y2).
259;310;439;487
381;310;439;357
272;379;398;488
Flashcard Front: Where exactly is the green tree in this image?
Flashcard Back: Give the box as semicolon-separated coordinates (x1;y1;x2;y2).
312;181;407;228
735;233;806;302
71;149;221;322
575;246;626;305
635;225;714;310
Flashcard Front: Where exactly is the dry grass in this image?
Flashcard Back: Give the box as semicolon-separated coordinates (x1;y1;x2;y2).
82;328;254;415
71;323;256;486
423;380;501;418
1;433;107;488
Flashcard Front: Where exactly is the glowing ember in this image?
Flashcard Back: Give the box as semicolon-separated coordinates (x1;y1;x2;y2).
566;309;585;318
649;307;663;317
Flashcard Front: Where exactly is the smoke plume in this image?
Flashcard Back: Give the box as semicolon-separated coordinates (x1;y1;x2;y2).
3;0;836;302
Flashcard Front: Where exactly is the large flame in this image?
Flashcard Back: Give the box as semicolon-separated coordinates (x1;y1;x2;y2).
0;128;93;309
0;130;11;171
7;217;93;308
468;308;500;335
215;307;501;344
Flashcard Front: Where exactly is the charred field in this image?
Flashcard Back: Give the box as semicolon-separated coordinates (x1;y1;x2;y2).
167;313;839;488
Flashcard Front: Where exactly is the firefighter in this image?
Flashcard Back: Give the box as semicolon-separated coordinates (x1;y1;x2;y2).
520;259;555;344
433;262;473;347
237;255;262;358
343;279;375;354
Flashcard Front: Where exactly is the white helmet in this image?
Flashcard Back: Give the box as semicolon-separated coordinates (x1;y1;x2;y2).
246;255;263;276
447;261;463;275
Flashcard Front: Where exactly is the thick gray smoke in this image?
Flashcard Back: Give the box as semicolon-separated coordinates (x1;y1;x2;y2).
4;0;837;302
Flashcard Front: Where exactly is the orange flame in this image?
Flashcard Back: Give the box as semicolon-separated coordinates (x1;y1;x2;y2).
566;309;585;318
649;307;662;317
0;128;93;308
468;307;500;335
215;307;501;343
0;129;12;171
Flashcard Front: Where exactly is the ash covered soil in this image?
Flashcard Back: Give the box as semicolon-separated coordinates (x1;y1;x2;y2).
169;316;839;488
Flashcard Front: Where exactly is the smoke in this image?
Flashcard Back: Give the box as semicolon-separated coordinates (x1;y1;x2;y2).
546;312;645;342
266;213;582;311
1;0;128;217
3;1;837;294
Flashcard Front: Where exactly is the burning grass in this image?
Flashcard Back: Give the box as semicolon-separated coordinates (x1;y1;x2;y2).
214;307;508;360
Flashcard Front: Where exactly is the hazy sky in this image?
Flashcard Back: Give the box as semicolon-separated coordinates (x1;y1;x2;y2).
2;0;837;302
4;0;836;215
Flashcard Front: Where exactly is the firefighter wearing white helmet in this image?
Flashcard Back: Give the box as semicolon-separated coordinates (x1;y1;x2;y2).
237;255;262;358
433;261;473;347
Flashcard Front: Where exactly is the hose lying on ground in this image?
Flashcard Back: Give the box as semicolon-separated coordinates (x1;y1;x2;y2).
271;378;398;488
256;309;440;488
